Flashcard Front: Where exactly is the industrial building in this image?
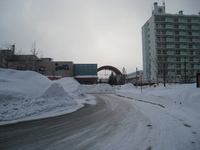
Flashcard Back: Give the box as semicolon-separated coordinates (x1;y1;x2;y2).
142;2;200;83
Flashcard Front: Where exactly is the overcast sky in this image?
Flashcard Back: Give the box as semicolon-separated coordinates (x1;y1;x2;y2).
0;0;200;74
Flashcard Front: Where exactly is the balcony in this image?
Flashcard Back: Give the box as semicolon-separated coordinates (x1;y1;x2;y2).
191;19;199;23
194;58;199;62
166;25;173;28
180;38;187;42
165;18;173;22
166;31;173;35
166;38;174;42
179;25;186;29
168;72;175;76
181;58;187;62
167;45;174;48
168;65;175;69
192;32;200;36
180;45;187;49
194;65;200;69
193;39;200;42
179;32;186;35
167;51;174;55
167;58;175;62
181;65;187;69
192;26;199;30
193;45;199;49
178;19;186;23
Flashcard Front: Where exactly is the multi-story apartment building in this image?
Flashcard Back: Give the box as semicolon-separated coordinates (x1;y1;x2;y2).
142;2;200;83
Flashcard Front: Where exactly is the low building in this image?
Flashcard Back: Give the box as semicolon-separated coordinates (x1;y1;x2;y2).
0;45;98;83
126;70;143;84
0;45;40;71
74;64;98;84
40;58;74;78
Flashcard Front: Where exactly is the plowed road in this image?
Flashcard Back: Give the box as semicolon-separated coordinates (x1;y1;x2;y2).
0;94;199;150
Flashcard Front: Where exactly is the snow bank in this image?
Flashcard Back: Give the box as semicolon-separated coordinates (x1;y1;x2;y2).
56;77;86;99
0;68;51;98
120;83;136;90
0;69;83;125
79;84;115;94
117;83;200;112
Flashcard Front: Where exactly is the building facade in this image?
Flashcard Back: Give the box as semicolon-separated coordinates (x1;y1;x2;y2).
126;70;143;84
142;2;200;83
74;64;98;84
0;46;97;83
40;58;74;79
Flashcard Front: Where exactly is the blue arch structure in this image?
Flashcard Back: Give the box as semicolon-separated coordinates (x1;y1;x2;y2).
97;65;122;75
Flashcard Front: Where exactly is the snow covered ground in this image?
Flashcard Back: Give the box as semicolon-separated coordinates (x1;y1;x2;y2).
0;69;200;149
115;83;200;149
0;69;95;125
79;83;115;94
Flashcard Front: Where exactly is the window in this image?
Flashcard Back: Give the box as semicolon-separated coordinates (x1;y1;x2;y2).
176;64;181;68
177;70;181;75
189;45;193;48
187;25;191;29
175;44;180;48
175;38;179;41
175;31;179;35
176;57;181;61
188;38;192;42
189;57;193;61
175;51;180;55
157;50;161;54
174;25;179;28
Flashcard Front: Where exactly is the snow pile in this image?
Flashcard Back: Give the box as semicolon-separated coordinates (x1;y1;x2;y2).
42;83;72;99
0;69;85;125
0;68;51;98
120;83;136;90
117;83;200;110
56;77;86;99
79;84;115;94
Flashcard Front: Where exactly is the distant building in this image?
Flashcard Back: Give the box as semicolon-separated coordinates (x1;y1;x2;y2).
0;45;40;71
0;45;98;83
126;70;143;84
142;2;200;83
74;64;98;84
40;58;74;79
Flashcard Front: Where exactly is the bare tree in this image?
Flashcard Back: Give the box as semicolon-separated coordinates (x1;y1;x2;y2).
30;42;42;71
